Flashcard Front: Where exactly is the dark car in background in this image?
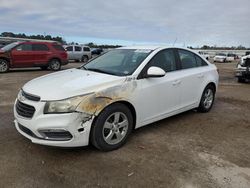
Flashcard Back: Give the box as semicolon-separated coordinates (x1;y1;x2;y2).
91;48;103;55
0;41;68;73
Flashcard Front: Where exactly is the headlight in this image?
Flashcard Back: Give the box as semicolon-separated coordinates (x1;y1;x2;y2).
44;96;84;114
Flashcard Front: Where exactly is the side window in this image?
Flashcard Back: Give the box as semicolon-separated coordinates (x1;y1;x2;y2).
15;44;32;51
83;47;90;52
52;44;65;51
178;50;197;69
66;46;73;52
32;44;49;51
75;46;82;52
149;49;177;72
195;55;208;67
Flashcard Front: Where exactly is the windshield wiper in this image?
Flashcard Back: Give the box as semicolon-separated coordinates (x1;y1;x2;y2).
84;68;117;75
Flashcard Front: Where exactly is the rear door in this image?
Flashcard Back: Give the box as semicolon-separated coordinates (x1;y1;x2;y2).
176;49;208;108
11;43;33;67
32;44;50;65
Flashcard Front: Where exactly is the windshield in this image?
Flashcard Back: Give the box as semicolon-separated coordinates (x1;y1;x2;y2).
82;49;152;76
1;42;19;51
217;53;226;56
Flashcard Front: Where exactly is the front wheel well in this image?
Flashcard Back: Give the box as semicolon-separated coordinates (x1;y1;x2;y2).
92;100;137;130
0;57;10;63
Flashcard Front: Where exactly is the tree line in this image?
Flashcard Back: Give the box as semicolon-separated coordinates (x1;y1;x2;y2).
0;32;66;44
188;45;250;50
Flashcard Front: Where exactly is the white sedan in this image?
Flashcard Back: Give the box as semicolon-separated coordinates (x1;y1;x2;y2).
14;46;219;151
213;53;234;63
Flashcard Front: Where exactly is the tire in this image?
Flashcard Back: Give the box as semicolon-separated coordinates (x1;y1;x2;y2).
91;103;133;151
40;66;48;70
0;59;9;73
197;85;215;113
238;77;245;83
81;55;89;63
49;59;61;71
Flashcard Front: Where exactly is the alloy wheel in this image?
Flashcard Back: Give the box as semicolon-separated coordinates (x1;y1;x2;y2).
203;88;214;109
102;112;129;145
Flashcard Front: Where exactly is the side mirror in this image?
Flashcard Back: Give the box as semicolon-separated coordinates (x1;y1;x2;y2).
147;66;166;78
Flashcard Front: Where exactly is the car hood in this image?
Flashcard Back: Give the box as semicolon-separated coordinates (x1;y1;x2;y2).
23;69;126;101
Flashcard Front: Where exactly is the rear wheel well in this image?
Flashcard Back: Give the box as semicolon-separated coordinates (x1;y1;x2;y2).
206;82;216;93
49;57;61;64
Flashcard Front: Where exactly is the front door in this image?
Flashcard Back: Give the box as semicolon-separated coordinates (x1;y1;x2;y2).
11;43;33;67
135;49;182;126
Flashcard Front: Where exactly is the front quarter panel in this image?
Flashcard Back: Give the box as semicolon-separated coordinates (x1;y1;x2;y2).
75;79;138;116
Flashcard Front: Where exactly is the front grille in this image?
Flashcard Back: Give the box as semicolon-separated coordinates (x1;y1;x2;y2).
16;100;35;118
22;90;40;102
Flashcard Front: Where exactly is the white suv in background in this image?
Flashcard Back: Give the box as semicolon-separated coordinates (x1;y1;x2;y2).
65;45;92;63
14;46;219;151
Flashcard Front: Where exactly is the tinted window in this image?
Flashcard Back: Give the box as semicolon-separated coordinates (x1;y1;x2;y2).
53;44;65;51
195;55;208;67
83;47;90;52
178;50;197;69
15;44;32;51
149;49;177;72
66;46;73;51
75;46;82;52
32;44;49;51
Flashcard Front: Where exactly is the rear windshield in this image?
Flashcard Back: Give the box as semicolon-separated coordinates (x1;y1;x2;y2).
52;44;65;51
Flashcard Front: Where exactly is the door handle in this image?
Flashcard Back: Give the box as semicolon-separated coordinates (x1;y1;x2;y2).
172;80;181;86
198;74;204;78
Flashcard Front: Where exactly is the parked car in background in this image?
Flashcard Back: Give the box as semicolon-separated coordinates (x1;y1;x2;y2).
0;41;68;73
213;53;234;63
65;45;92;63
14;46;218;151
235;55;250;82
245;51;250;56
91;48;103;55
198;51;209;60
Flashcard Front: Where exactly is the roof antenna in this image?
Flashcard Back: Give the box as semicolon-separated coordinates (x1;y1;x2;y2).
173;38;177;46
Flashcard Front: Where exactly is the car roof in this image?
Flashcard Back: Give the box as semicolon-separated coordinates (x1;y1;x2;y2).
118;46;163;50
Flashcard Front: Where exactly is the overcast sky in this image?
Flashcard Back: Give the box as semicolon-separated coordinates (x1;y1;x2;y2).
0;0;249;47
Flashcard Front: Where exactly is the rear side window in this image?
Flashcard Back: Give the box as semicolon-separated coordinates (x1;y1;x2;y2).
83;47;90;52
66;46;73;51
53;44;65;51
149;49;177;72
32;44;49;51
195;55;208;66
75;46;82;52
15;44;32;51
178;50;197;69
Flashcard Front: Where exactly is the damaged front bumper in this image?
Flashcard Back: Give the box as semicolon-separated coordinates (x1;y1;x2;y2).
14;99;93;147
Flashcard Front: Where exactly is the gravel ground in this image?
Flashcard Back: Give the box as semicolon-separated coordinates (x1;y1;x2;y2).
0;61;249;188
